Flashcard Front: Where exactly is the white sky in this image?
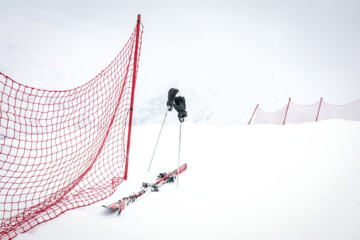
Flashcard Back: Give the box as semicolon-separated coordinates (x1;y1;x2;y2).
1;0;359;123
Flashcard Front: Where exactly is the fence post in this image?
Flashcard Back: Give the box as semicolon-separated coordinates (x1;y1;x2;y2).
316;97;323;122
125;14;141;180
283;98;291;125
248;104;259;124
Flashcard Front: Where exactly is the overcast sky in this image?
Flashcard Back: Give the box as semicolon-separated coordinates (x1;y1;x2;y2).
1;0;359;123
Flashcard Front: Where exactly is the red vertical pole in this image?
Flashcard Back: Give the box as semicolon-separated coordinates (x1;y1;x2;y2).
283;98;291;125
124;14;141;180
248;104;259;124
316;97;323;122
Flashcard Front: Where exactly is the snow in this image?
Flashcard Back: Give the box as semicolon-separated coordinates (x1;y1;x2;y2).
16;120;360;240
1;2;360;239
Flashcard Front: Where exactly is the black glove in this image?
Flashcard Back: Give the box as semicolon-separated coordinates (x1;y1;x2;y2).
167;88;179;111
173;96;187;122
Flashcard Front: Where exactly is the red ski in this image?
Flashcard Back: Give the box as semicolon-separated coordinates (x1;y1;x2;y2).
103;163;187;215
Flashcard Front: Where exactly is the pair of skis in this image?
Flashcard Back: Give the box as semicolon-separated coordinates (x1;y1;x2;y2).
103;163;187;215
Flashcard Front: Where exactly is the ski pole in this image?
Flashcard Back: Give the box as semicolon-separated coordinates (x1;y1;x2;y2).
148;110;168;172
177;122;182;188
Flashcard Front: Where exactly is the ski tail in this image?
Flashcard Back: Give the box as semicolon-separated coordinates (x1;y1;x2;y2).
155;163;187;184
174;163;187;176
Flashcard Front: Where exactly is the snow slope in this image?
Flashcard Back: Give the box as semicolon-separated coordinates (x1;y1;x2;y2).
16;120;360;240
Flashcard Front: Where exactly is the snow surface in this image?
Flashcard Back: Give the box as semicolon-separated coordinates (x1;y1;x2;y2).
16;120;360;240
2;2;360;239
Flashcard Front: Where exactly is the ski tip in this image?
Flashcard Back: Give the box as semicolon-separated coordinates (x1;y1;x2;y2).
102;203;119;211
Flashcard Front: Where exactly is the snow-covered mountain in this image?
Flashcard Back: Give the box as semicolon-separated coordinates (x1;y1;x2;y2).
1;1;359;126
133;78;218;125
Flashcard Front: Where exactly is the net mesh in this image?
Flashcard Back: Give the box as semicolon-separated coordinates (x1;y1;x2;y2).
318;99;360;122
253;105;288;125
286;100;321;124
0;22;143;240
252;98;360;124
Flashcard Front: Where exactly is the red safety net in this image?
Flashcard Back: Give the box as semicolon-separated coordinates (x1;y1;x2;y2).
317;99;360;122
251;98;360;124
0;19;143;239
253;105;288;125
